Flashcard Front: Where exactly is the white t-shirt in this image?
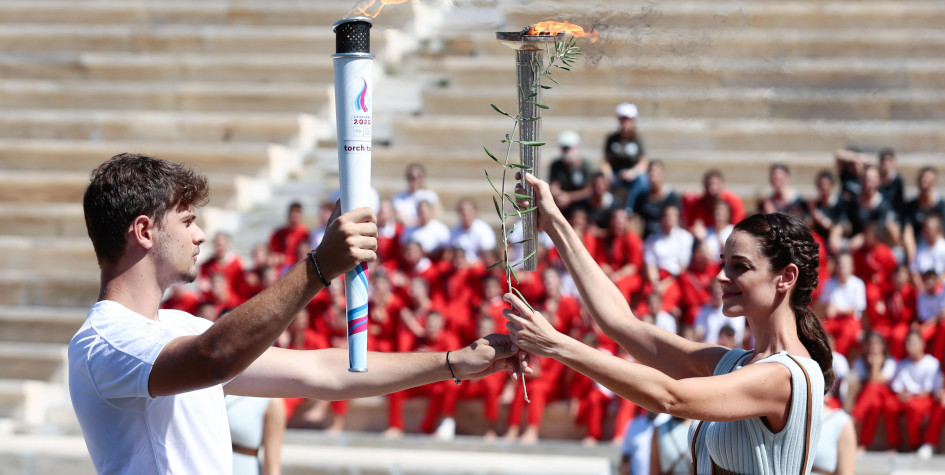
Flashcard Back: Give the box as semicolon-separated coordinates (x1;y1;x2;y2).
401;219;451;254
449;219;497;262
817;276;867;319
910;237;945;276
917;290;945;323
694;304;746;345
69;300;231;475
644;227;694;276
392;189;440;226
891;354;943;394
852;356;896;383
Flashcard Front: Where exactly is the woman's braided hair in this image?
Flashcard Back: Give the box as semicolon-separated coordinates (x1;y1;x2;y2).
733;212;835;393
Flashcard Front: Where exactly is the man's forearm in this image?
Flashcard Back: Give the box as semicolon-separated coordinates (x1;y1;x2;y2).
226;347;453;401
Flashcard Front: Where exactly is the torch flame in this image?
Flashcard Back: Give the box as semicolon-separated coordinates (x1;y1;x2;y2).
349;0;416;19
527;21;599;43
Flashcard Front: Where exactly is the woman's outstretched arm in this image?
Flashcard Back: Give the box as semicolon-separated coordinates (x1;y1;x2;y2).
520;173;727;379
504;292;792;426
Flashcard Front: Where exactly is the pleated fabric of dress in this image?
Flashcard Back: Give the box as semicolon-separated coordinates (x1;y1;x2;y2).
688;349;824;475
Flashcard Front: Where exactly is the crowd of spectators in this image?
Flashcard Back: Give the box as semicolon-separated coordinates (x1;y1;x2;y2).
162;103;945;462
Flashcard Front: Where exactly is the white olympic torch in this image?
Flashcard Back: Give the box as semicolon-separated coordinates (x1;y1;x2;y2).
333;16;373;372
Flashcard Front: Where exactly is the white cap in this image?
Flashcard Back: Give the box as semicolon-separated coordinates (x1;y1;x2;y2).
616;102;638;119
557;130;581;148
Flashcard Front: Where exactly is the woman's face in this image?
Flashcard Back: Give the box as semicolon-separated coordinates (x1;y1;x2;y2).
717;230;782;318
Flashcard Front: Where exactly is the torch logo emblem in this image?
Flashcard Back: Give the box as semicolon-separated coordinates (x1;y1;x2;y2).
355;77;370;113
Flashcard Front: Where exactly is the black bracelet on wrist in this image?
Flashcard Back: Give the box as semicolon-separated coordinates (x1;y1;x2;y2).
308;250;330;287
446;351;462;385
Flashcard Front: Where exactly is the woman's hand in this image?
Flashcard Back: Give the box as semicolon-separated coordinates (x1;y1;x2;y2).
515;172;564;232
502;292;566;358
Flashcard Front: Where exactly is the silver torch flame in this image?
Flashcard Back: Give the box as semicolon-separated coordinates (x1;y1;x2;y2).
332;17;373;372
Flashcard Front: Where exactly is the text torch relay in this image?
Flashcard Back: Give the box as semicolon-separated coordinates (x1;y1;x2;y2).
333;17;373;372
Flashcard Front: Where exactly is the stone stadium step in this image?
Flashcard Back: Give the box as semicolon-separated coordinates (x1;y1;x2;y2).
422;87;945;121
440;28;945;60
0;80;331;114
425;56;945;91
0;342;65;381
0;305;86;345
390;115;945;155
0;237;95;274
0;24;374;55
0;170;240;208
0;269;98;308
0;52;334;83
0;1;383;27
0;109;298;143
504;1;945;31
0;139;270;175
0;203;86;239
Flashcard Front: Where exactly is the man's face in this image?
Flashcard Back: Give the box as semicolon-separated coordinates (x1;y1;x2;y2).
155;204;205;286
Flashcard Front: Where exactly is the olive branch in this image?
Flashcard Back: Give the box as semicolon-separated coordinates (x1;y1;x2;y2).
483;35;582;403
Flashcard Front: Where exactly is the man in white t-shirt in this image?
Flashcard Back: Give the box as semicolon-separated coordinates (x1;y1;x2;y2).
817;252;866;356
449;198;497;263
890;331;943;454
71;154;519;474
400;199;451;255
910;214;945;285
644;204;693;292
391;163;440;227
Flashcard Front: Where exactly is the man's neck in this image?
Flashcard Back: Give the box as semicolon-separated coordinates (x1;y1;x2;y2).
99;261;166;320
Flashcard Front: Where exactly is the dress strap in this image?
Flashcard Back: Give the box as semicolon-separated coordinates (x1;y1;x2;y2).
785;354;814;475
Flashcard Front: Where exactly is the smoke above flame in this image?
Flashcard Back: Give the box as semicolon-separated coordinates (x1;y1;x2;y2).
526;21;600;43
349;0;417;18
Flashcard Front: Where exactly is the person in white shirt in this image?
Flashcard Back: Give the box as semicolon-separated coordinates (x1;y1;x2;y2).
618;412;669;475
69;154;518;474
644;204;693;293
392;163;440;227
400;199;451;255
694;280;746;346
910;214;945;286
449;198;497;263
916;270;945;364
817;252;866;356
890;331;943;454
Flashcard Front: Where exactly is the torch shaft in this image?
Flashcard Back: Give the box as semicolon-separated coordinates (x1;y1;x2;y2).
516;49;541;271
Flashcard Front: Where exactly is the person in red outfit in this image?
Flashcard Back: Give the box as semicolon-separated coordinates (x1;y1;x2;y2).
199;232;245;297
663;239;719;326
440;248;486;341
384;312;461;438
855;223;899;326
503;351;566;444
457;316;507;439
375;198;403;268
917;270;945;362
889;331;942;453
571;331;617;445
389;240;440;300
850;332;898;451
595;208;644;305
161;284;201;314
397;277;446;353
268;201;309;266
367;272;401;353
922;375;945;458
871;265;916;360
682;169;745;232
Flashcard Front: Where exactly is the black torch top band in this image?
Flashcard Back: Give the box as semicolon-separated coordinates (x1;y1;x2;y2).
333;16;373;55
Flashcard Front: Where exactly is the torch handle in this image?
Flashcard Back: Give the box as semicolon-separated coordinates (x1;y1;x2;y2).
516;49;541;271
